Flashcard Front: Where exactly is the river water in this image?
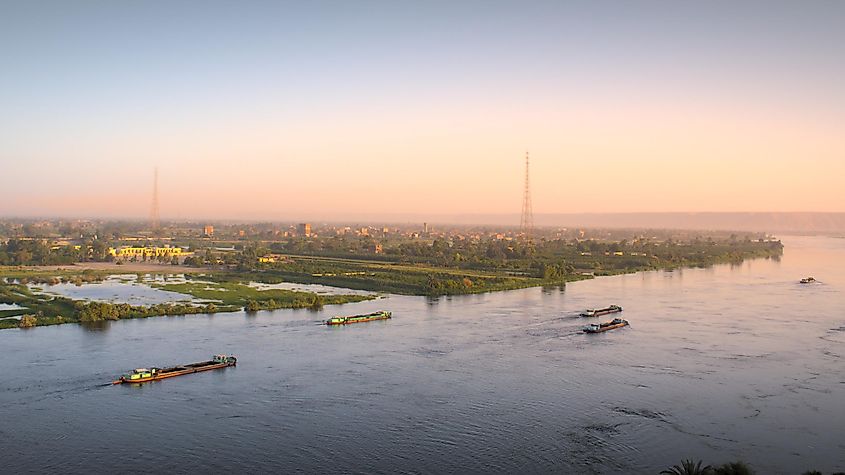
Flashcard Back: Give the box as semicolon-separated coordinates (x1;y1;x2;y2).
2;236;843;474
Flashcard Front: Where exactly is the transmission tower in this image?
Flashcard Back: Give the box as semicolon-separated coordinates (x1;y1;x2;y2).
520;152;534;236
150;167;160;233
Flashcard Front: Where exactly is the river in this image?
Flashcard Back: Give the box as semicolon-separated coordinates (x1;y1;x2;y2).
1;236;843;474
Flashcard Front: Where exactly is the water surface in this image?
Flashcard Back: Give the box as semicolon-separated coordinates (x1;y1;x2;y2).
30;274;196;305
1;236;843;474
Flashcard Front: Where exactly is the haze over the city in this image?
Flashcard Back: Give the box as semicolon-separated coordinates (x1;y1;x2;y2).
2;1;843;220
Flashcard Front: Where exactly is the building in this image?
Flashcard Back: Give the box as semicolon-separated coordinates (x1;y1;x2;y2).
203;225;214;237
258;254;286;263
109;246;185;259
298;223;311;237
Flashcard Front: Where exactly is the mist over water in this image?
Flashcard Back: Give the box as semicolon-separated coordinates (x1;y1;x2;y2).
1;236;843;474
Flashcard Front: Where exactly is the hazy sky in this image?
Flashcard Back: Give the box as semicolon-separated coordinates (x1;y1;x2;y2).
1;1;843;220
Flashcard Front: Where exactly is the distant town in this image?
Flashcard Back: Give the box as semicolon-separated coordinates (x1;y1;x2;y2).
0;218;781;269
0;217;786;329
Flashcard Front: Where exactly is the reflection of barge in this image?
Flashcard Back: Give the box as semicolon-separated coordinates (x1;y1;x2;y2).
326;311;391;325
112;354;237;384
583;318;629;333
580;305;623;317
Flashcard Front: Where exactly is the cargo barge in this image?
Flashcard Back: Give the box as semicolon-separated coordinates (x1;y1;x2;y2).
326;310;391;325
580;305;623;317
583;318;629;333
112;354;237;384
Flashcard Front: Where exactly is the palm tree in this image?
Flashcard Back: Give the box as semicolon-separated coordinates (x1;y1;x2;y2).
661;459;713;475
713;461;754;475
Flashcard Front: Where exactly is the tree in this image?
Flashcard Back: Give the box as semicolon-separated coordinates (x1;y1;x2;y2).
15;249;33;265
18;315;37;328
713;461;753;475
661;460;712;475
309;294;325;310
426;275;443;293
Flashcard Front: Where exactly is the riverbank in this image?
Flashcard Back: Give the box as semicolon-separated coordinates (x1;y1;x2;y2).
0;239;783;329
0;275;373;330
231;239;783;296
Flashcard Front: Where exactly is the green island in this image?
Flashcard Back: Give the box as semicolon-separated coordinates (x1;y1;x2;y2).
0;221;783;330
196;230;783;298
0;271;373;330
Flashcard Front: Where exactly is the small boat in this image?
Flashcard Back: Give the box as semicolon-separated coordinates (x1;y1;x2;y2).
326;310;391;325
583;318;629;333
112;354;237;384
799;277;816;284
580;305;623;317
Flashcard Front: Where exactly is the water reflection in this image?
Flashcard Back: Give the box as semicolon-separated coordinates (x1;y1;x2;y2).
80;320;113;332
541;284;565;294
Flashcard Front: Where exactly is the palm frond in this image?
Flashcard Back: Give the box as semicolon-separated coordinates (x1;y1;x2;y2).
660;459;712;475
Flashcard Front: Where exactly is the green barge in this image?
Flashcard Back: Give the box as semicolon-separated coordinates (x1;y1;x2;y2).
326;310;392;325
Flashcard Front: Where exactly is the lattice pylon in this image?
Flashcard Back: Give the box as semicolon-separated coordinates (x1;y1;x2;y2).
520;152;533;236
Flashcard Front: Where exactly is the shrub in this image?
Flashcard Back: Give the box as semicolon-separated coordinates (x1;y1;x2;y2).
713;461;754;475
18;315;37;328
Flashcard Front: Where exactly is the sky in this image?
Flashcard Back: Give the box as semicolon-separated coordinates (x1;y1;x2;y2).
1;1;843;220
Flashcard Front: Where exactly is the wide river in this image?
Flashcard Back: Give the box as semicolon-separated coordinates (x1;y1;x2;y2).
2;236;843;474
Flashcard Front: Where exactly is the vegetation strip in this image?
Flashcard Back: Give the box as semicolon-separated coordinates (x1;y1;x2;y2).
0;234;783;329
0;274;372;329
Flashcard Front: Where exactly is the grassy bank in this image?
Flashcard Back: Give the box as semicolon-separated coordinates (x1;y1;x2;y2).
150;280;373;310
225;241;782;297
0;276;373;330
213;259;566;296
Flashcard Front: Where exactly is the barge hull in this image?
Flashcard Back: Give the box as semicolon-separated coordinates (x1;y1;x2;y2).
326;311;392;326
580;306;623;317
326;315;391;325
584;322;629;333
113;358;236;384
